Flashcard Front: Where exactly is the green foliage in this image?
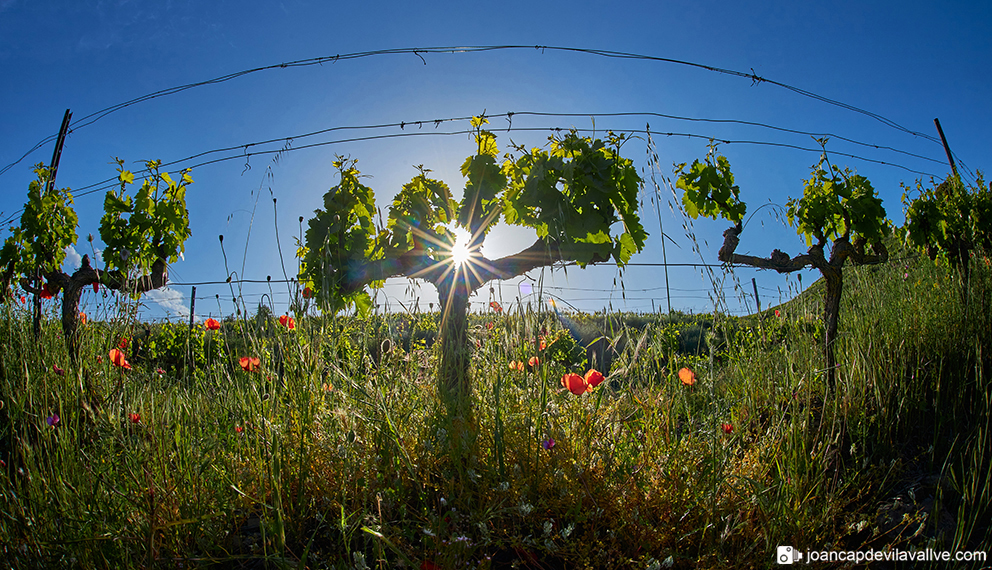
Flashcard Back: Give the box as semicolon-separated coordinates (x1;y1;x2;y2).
298;158;380;317
0;164;77;297
787;157;889;247
384;167;457;258
542;327;587;370
299;117;648;315
502;131;646;267
142;321;227;375
675;143;746;224
458;118;506;238
902;172;992;267
100;159;193;277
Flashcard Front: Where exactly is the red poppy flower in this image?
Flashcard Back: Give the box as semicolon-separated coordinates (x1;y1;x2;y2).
239;357;261;372
118;338;129;350
302;286;313;299
774;309;781;317
486;321;494;330
109;348;131;370
489;301;503;314
129;413;141;424
528;356;540;368
678;367;697;386
156;368;165;375
40;283;53;299
205;318;221;331
235;426;244;434
722;423;733;434
584;369;605;390
279;315;296;329
561;372;587;395
78;312;87;325
19;295;26;304
92;282;99;293
509;360;525;372
96;355;104;364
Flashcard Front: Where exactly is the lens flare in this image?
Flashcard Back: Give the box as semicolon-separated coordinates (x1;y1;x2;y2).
450;228;472;266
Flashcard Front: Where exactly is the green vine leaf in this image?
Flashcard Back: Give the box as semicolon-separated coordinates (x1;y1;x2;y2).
787;160;889;247
503;131;645;267
100;160;193;279
0;164;77;298
385;167;456;258
299;157;381;315
903;172;991;267
675;144;746;224
297;124;648;316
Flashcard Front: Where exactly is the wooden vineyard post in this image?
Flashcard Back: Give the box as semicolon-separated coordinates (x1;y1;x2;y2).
34;109;72;340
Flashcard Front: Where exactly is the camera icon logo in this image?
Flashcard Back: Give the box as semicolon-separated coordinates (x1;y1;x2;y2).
777;545;802;564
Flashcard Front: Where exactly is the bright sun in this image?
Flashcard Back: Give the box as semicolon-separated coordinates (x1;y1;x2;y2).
450;228;472;266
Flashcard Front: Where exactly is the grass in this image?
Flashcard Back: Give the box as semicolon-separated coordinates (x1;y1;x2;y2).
1;249;990;569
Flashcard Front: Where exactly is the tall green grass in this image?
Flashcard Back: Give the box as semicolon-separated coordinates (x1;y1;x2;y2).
0;250;989;568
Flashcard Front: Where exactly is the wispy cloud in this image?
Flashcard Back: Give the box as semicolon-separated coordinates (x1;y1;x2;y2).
63;245;103;272
145;287;194;320
63;246;82;272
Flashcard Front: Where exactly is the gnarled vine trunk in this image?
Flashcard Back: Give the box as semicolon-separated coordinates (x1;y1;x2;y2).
821;264;843;393
718;226;885;395
435;271;480;464
436;279;472;418
25;254;169;364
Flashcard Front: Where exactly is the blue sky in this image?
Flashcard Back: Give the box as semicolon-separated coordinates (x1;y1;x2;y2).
1;0;989;321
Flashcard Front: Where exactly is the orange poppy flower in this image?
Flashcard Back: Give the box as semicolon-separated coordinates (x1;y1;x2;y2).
486;321;494;330
205;318;221;331
239;357;261;372
19;295;26;304
722;423;733;434
279;315;296;329
584;369;605;391
109;348;132;370
302;286;313;299
678;367;697;386
509;360;525;372
79;312;87;325
561;372;587;395
528;356;540;368
129;413;141;424
489;301;503;314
